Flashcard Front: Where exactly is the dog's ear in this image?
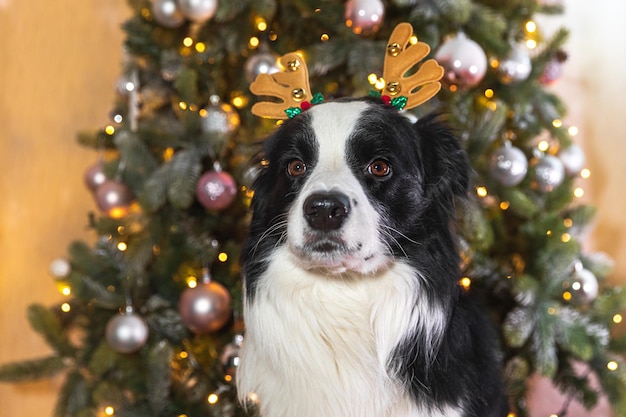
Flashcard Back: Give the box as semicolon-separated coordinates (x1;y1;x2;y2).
416;116;470;204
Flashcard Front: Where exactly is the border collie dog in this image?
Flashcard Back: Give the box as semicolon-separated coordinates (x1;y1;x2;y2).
238;97;507;417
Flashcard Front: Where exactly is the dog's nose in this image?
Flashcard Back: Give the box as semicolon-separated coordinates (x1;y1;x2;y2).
303;192;351;231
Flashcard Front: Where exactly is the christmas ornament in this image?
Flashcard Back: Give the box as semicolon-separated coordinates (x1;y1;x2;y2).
178;0;218;23
201;95;240;135
179;275;232;334
106;307;149;354
196;166;238;210
496;44;532;84
489;143;528;186
84;160;107;192
558;143;585;175
49;258;71;280
540;51;567;85
533;155;565;192
95;180;134;218
435;32;487;89
151;0;185;28
220;334;243;382
565;262;599;304
245;50;280;83
344;0;385;35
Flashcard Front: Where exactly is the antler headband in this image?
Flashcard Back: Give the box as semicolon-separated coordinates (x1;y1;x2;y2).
250;22;444;119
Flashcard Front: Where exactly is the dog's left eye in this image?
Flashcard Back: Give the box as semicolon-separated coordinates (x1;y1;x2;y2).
287;159;307;177
367;159;392;178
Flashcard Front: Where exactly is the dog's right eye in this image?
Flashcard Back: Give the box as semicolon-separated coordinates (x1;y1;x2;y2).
287;159;307;177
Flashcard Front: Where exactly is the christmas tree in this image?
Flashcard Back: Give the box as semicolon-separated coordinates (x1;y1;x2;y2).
1;0;625;416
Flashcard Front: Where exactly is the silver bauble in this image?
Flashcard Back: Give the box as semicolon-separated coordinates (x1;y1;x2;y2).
566;267;599;304
244;51;279;83
106;311;149;354
179;280;231;334
49;257;71;280
558;144;586;176
497;45;532;84
220;334;243;382
344;0;385;35
95;180;134;218
489;145;528;186
84;160;107;192
533;155;565;192
201;96;240;135
435;32;487;89
152;0;185;28
178;0;218;23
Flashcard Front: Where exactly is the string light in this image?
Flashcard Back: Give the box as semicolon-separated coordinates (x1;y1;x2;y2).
568;126;579;136
256;17;268;31
613;314;623;324
552;119;563;128
195;42;206;53
580;168;591;179
105;125;115;135
163;147;175;161
490;58;499;69
61;303;71;313
537;140;550;152
563;291;572;301
208;393;219;404
218;252;229;262
525;39;537;49
179;351;189;359
525;20;537;33
320;33;330;42
60;286;71;296
499;201;510;210
476;186;488;198
563;218;573;228
561;233;571;243
484;88;494;98
113;114;123;123
249;36;260;48
186;276;198;288
607;360;619;371
179;101;188;110
104;406;115;416
459;277;472;290
409;35;418;45
183;37;193;47
117;242;128;252
573;187;584;198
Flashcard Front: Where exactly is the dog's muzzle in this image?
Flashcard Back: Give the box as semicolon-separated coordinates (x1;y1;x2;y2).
303;192;351;232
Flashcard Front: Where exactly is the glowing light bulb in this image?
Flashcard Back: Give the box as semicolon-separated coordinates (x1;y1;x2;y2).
218;252;228;262
476;186;488;198
525;20;537;33
183;37;193;47
208;393;219;404
61;303;71;313
484;89;494;98
104;406;115;416
613;314;623;324
607;361;619;371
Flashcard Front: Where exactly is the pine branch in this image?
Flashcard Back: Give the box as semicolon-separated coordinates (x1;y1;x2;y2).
27;304;75;357
0;356;66;382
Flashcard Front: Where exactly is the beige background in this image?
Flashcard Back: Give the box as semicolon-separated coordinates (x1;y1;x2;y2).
0;1;624;416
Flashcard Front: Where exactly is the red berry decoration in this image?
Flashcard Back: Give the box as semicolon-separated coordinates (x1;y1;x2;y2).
196;169;238;210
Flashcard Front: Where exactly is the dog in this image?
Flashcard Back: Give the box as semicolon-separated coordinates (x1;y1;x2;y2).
237;96;508;417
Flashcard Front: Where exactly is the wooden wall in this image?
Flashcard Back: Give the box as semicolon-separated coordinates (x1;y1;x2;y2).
0;0;624;416
0;0;127;414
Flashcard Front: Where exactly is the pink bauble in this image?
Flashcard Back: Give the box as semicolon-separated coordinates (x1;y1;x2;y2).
95;180;134;218
84;160;107;192
344;0;385;34
179;281;232;334
196;170;237;210
435;32;487;89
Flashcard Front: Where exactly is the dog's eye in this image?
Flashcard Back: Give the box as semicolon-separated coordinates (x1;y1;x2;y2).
287;159;307;177
367;159;392;178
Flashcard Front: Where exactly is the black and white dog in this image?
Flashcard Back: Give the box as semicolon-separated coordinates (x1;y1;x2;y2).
237;97;508;417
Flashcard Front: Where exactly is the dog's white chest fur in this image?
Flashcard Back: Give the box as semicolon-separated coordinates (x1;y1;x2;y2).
238;246;461;417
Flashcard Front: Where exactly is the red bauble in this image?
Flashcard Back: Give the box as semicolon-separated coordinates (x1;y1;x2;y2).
179;281;232;334
196;170;237;210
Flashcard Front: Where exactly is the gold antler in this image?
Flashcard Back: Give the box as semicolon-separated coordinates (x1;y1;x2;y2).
381;22;444;110
250;52;314;119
